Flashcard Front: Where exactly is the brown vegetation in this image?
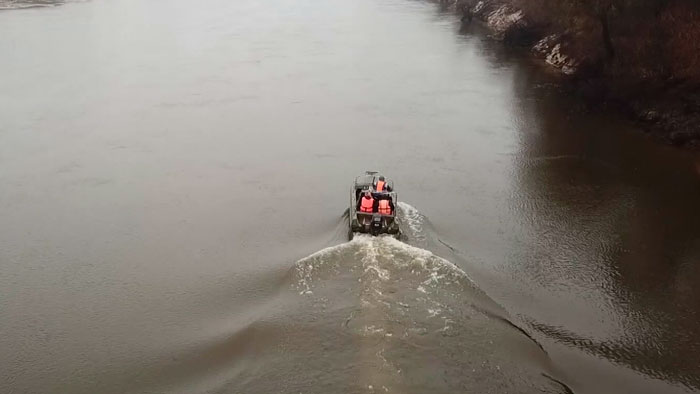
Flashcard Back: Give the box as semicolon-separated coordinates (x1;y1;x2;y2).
508;0;700;83
453;0;700;146
661;2;700;84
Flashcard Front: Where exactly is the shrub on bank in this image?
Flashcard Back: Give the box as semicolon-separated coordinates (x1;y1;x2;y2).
452;0;700;146
457;0;700;84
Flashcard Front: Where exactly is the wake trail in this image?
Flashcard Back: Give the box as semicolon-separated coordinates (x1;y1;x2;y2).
287;204;571;393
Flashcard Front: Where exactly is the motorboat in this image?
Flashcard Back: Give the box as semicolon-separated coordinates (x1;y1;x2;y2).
350;171;400;237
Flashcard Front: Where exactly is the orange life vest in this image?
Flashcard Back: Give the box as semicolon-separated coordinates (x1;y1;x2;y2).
378;199;391;215
376;180;385;191
360;196;374;213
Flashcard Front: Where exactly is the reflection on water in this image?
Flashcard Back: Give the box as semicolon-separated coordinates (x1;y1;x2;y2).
507;58;700;389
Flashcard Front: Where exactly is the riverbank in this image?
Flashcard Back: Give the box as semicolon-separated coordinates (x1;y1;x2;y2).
438;0;700;148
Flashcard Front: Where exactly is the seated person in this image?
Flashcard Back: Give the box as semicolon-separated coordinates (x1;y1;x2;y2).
377;198;394;215
357;191;377;213
374;175;392;192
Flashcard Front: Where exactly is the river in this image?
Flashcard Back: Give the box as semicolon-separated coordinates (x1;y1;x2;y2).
1;0;700;393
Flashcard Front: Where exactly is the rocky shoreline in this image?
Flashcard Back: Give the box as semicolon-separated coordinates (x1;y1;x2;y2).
438;0;700;148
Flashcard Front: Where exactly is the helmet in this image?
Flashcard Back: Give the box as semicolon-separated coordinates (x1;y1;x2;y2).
378;176;385;181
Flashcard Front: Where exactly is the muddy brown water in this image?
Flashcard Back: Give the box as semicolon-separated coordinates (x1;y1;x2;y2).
2;0;700;393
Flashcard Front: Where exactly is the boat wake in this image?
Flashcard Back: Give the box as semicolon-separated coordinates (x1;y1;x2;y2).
283;204;572;394
95;203;573;394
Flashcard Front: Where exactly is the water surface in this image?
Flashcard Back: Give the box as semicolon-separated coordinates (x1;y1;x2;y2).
2;0;700;393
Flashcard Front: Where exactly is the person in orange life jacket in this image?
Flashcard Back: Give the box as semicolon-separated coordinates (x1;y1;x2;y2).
377;198;394;215
357;191;377;213
374;175;392;192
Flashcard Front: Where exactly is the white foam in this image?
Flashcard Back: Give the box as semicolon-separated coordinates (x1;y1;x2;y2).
397;202;424;237
381;236;473;284
298;239;356;262
361;325;386;336
294;229;472;297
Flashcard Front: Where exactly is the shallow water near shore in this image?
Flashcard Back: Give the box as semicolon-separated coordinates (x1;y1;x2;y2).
2;0;700;393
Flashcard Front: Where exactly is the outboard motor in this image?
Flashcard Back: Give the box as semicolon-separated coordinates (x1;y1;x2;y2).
370;213;383;236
